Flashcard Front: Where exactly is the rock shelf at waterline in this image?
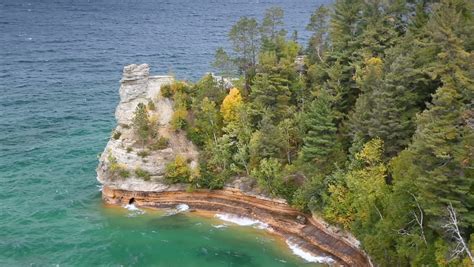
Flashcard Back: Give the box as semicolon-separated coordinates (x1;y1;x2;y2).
97;64;372;267
101;186;369;266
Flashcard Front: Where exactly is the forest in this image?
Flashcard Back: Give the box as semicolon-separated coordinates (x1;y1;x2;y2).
130;0;473;265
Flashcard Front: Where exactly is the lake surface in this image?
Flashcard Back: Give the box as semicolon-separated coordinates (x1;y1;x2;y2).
0;0;329;266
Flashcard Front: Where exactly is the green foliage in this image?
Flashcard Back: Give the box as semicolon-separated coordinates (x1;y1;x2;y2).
135;167;151;181
137;150;150;158
112;130;121;140
250;73;291;120
187;97;222;147
251;158;281;195
260;7;286;49
301;91;337;171
164;155;192;184
107;154;130;179
132;103;151;145
324;139;388;230
150;137;169;151
147;99;156;111
228;16;260;74
306;5;329;63
151;3;474;265
118;168;130;179
160;83;173;98
171;107;188;131
213;47;236;78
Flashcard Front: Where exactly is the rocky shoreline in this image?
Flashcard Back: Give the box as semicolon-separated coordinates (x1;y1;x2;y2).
101;186;371;266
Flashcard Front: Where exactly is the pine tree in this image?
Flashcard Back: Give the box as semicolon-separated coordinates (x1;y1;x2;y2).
306;5;330;63
301;92;337;168
249;73;291;121
349;57;383;150
132;103;150;146
407;0;474;229
260;7;286;51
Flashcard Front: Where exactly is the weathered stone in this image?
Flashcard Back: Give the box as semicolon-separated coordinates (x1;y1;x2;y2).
296;215;307;225
97;64;198;192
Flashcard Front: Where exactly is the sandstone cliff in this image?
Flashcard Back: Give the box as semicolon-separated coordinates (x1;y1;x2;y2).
96;64;198;191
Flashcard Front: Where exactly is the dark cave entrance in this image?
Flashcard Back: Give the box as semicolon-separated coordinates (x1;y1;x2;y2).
128;198;135;205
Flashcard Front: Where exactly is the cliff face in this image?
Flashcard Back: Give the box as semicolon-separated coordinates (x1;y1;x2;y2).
96;64;198;191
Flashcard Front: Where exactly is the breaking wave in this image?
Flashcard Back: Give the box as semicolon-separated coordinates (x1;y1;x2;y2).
215;213;269;230
286;240;335;264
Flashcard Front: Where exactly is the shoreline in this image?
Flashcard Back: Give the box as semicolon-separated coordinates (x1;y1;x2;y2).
101;185;371;266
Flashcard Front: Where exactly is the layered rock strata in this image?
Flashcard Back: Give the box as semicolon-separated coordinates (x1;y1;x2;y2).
102;186;371;267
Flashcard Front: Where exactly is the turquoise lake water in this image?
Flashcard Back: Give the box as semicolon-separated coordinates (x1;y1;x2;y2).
0;0;328;266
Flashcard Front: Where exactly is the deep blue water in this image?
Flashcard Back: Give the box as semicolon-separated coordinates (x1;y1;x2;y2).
0;0;328;265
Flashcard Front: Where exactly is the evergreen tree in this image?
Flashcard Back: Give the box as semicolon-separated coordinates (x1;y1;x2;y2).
249;73;291;121
306;5;330;63
132;103;150;146
228;17;260;89
213;47;236;79
301;92;337;169
260;7;286;50
401;0;474;229
349;57;383;150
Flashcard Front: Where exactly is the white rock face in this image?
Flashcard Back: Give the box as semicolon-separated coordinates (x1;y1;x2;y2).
97;64;198;192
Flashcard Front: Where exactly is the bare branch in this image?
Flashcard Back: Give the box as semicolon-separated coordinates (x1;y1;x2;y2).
409;192;427;246
442;203;474;263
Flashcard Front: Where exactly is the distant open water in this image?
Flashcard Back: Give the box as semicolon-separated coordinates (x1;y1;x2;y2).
0;0;329;266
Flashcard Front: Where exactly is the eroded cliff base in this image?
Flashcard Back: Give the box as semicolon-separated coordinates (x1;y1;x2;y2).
102;185;370;267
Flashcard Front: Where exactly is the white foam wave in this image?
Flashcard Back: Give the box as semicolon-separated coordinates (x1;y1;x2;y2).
176;204;189;212
165;203;190;216
215;213;268;229
286;240;335;264
212;224;228;229
124;204;145;216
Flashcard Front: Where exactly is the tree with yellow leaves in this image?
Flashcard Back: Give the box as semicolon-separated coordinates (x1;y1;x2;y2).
220;88;243;123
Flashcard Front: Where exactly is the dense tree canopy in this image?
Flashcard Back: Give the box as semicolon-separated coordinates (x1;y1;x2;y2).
148;1;474;265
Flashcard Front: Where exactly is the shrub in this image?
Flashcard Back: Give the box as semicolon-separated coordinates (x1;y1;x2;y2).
164;155;191;183
171;108;188;130
126;146;133;153
119;168;130;178
112;130;121;140
108;154;130;179
149;114;160;138
160;83;173;98
108;154;119;171
150;137;169;150
137;150;150;158
147;99;156;111
135;167;151;181
161;81;191;100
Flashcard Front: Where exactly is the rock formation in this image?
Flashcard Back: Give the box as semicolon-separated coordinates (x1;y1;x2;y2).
97;64;198;192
